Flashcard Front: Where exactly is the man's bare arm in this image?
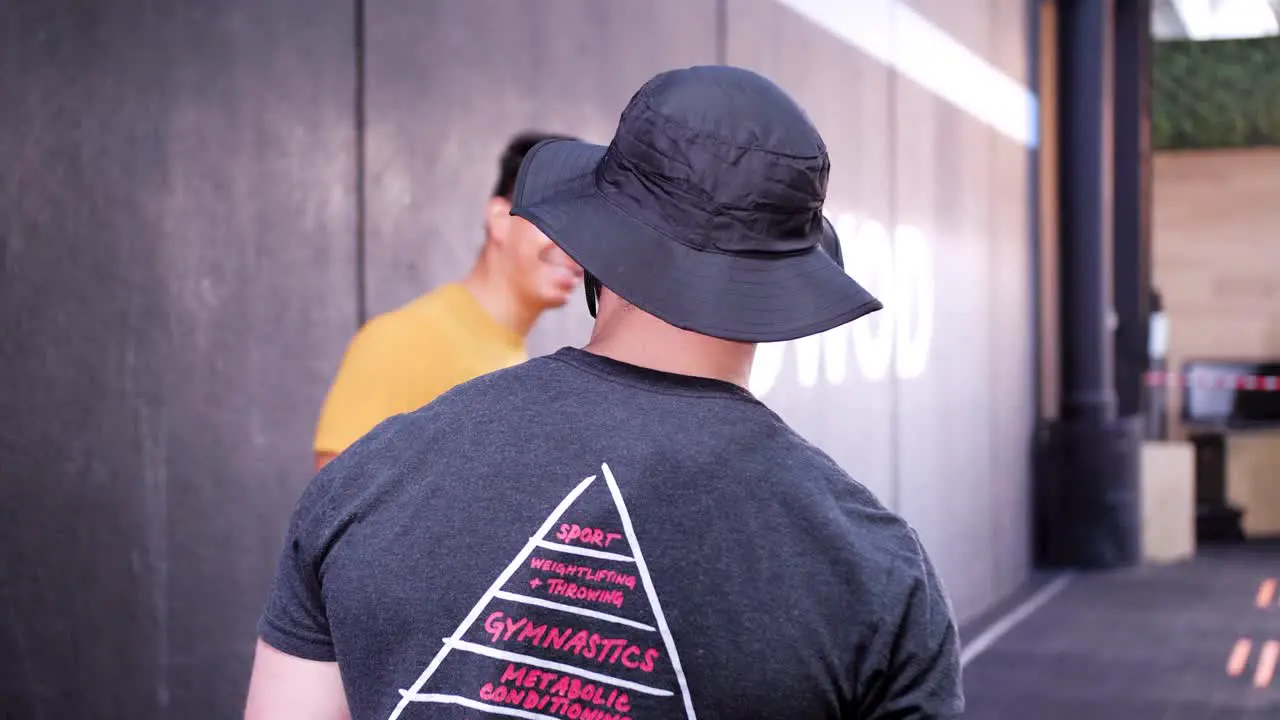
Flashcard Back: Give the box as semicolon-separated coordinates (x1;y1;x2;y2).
245;639;350;720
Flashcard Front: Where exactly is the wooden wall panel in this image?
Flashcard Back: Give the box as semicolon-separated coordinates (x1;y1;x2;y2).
1039;0;1060;419
1152;148;1280;435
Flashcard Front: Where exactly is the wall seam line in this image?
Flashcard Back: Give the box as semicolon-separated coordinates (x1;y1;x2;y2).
354;0;368;328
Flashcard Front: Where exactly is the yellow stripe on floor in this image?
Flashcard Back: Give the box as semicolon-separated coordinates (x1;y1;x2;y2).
1255;640;1279;689
1256;579;1276;609
1228;638;1253;678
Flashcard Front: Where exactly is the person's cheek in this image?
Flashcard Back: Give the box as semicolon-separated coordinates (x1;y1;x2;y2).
530;242;554;288
547;245;581;274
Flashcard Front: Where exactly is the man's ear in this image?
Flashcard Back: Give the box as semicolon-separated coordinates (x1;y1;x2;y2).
485;196;514;244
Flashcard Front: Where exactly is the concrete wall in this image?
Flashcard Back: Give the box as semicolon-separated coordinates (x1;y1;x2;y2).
0;0;1037;716
363;0;1038;618
363;0;719;349
0;1;356;717
725;0;1037;621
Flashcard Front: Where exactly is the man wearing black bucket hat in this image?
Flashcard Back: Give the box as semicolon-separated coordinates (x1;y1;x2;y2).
248;66;963;720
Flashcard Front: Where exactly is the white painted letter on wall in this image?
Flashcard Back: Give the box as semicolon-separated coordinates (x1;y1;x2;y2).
748;212;936;399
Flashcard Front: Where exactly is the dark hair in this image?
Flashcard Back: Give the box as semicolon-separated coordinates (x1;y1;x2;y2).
491;130;579;200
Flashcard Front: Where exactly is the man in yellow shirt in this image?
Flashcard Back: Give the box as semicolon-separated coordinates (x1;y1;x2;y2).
313;131;584;469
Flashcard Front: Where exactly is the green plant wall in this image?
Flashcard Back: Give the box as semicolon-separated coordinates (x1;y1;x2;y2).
1152;36;1280;150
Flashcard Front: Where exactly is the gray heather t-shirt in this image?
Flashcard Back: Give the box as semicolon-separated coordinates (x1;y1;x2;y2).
260;347;963;719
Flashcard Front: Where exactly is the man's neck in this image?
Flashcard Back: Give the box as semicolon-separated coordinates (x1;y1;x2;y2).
584;320;755;388
460;263;537;340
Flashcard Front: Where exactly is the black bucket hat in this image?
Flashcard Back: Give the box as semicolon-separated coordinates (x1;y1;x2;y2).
510;65;882;343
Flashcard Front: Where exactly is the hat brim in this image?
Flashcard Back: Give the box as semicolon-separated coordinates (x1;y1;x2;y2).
511;139;883;343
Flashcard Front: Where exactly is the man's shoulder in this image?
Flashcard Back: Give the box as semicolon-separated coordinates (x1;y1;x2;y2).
766;422;884;500
343;307;419;358
426;353;570;409
361;287;454;336
341;288;466;372
762;426;926;558
306;357;571;503
402;283;465;314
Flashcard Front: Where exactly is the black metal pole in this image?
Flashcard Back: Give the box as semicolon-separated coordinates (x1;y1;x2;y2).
1114;0;1152;419
1041;0;1142;569
1059;0;1117;423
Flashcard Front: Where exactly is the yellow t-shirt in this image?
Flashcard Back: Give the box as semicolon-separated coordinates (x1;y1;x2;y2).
313;283;526;455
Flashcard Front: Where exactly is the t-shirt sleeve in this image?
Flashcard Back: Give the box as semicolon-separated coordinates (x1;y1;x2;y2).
257;482;336;662
313;319;402;456
861;531;964;719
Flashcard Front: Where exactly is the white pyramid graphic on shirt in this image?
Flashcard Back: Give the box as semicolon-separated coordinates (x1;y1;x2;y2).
388;462;696;720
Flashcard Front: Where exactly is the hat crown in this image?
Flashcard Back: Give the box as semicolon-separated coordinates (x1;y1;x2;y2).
505;65;881;343
599;66;831;253
641;66;825;154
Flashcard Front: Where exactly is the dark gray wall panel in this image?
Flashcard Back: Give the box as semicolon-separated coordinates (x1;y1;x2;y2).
726;0;898;505
0;1;1036;715
893;80;1000;617
0;1;355;717
728;1;1036;622
989;135;1036;599
363;0;718;357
